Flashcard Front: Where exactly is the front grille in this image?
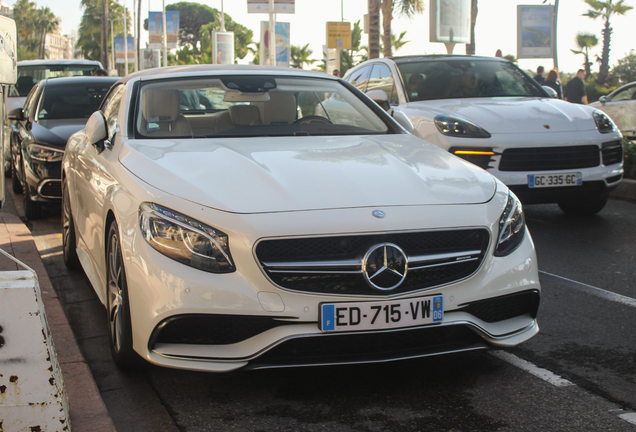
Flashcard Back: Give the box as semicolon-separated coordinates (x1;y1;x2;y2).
601;140;623;165
256;229;490;296
149;314;297;347
455;290;540;323
249;325;486;368
38;179;62;199
498;145;600;171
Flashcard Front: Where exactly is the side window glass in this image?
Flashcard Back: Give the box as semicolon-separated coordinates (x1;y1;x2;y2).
22;85;39;118
102;85;125;141
368;64;398;105
612;86;636;102
347;66;371;92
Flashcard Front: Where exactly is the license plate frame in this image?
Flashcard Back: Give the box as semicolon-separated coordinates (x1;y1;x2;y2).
320;295;443;332
528;172;582;188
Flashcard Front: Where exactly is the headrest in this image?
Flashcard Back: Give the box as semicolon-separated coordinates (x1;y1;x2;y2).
228;105;260;126
17;76;33;86
142;89;180;122
264;92;296;124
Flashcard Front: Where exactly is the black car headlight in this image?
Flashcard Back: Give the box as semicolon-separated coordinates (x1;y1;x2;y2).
593;110;615;134
434;115;491;138
28;143;64;162
495;192;525;257
139;203;235;273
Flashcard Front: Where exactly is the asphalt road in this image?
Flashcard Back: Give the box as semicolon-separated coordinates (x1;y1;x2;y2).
12;189;636;432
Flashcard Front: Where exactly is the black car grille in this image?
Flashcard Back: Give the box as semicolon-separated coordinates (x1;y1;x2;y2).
455;290;540;323
498;145;600;171
248;325;487;369
601;140;623;166
38;180;62;198
255;229;490;296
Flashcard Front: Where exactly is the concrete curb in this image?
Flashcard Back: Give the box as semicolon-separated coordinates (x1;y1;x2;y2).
0;207;116;431
610;178;636;202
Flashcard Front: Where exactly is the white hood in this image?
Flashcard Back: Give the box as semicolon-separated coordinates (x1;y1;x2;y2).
119;134;497;214
406;97;598;134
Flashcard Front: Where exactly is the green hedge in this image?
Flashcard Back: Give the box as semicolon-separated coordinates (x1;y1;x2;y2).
624;138;636;180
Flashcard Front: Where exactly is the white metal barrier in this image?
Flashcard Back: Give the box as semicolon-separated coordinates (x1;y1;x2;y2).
0;249;70;431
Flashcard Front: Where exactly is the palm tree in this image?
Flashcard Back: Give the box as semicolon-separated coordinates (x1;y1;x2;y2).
391;31;410;53
36;7;59;58
466;0;478;55
571;32;599;78
368;0;381;59
583;0;633;84
79;0;126;62
381;0;424;58
291;43;316;69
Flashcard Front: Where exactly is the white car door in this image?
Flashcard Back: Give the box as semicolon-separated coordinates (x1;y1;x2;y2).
601;84;636;138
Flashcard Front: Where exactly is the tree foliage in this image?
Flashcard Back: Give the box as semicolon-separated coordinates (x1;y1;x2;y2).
583;0;633;84
613;50;636;84
12;0;60;60
381;0;424;58
290;43;316;69
571;32;599;78
78;0;128;61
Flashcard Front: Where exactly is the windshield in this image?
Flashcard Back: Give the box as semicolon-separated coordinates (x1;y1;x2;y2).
36;82;113;120
397;59;545;101
135;76;390;139
14;64;100;96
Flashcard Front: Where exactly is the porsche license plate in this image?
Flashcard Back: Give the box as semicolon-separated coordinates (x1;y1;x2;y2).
320;295;443;332
528;172;582;188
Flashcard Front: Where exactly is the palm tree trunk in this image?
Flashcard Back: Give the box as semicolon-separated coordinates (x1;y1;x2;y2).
466;0;478;55
382;0;393;58
598;18;611;84
101;0;109;68
368;0;380;59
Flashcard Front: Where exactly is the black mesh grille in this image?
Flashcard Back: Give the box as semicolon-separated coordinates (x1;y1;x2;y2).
256;229;490;295
601;140;623;166
39;181;62;198
150;315;296;347
249;325;486;368
455;290;540;323
499;145;600;171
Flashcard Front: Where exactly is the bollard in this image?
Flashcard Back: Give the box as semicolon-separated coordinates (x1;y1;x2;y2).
0;250;70;431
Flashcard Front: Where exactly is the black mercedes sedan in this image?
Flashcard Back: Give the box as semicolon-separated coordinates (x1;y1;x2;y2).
8;76;117;218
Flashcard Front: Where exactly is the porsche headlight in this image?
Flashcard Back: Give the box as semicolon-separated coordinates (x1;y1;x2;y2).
28;143;64;162
434;115;491;138
139;203;235;273
593;110;615;134
495;192;525;257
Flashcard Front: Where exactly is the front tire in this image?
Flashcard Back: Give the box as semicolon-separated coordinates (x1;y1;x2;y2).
106;221;138;368
558;195;609;215
62;178;80;270
11;161;22;194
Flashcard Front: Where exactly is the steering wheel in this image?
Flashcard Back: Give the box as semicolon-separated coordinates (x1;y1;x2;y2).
293;115;333;125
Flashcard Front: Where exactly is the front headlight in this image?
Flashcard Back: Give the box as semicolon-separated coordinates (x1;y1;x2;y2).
495;192;525;257
434;115;491;138
28;143;64;162
138;203;235;273
593;110;615;134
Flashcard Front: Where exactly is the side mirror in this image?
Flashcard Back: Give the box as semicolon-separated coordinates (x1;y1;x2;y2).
365;89;390;111
7;107;24;121
85;111;108;151
391;109;414;133
599;96;607;105
541;86;558;98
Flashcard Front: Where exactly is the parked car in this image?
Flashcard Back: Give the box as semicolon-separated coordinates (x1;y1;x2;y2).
3;59;105;177
9;76;117;218
62;65;540;372
342;56;624;215
590;81;636;139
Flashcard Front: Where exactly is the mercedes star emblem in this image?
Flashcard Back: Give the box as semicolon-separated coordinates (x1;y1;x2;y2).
372;210;386;219
362;243;408;290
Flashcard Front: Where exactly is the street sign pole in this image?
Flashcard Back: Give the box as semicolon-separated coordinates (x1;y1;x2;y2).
162;0;168;67
269;0;276;66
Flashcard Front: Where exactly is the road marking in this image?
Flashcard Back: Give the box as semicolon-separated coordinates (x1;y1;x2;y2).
619;412;636;426
490;351;574;387
539;271;636;308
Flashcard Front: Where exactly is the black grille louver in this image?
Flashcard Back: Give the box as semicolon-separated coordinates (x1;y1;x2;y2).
499;145;600;171
456;290;540;323
255;229;490;296
601;140;623;166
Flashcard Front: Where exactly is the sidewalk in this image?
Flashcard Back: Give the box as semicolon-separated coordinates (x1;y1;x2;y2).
0;192;116;432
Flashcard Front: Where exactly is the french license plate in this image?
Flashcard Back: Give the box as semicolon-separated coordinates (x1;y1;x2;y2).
528;172;582;188
320;295;443;332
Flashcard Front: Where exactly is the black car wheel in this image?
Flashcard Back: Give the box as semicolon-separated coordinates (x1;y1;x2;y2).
558;195;609;216
11;163;22;194
106;221;138;368
62;178;80;270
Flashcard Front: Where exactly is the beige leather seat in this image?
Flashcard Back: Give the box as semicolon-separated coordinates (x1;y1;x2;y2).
215;104;262;133
141;89;193;137
262;92;297;124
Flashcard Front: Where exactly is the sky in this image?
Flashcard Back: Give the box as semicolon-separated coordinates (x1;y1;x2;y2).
17;0;636;74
